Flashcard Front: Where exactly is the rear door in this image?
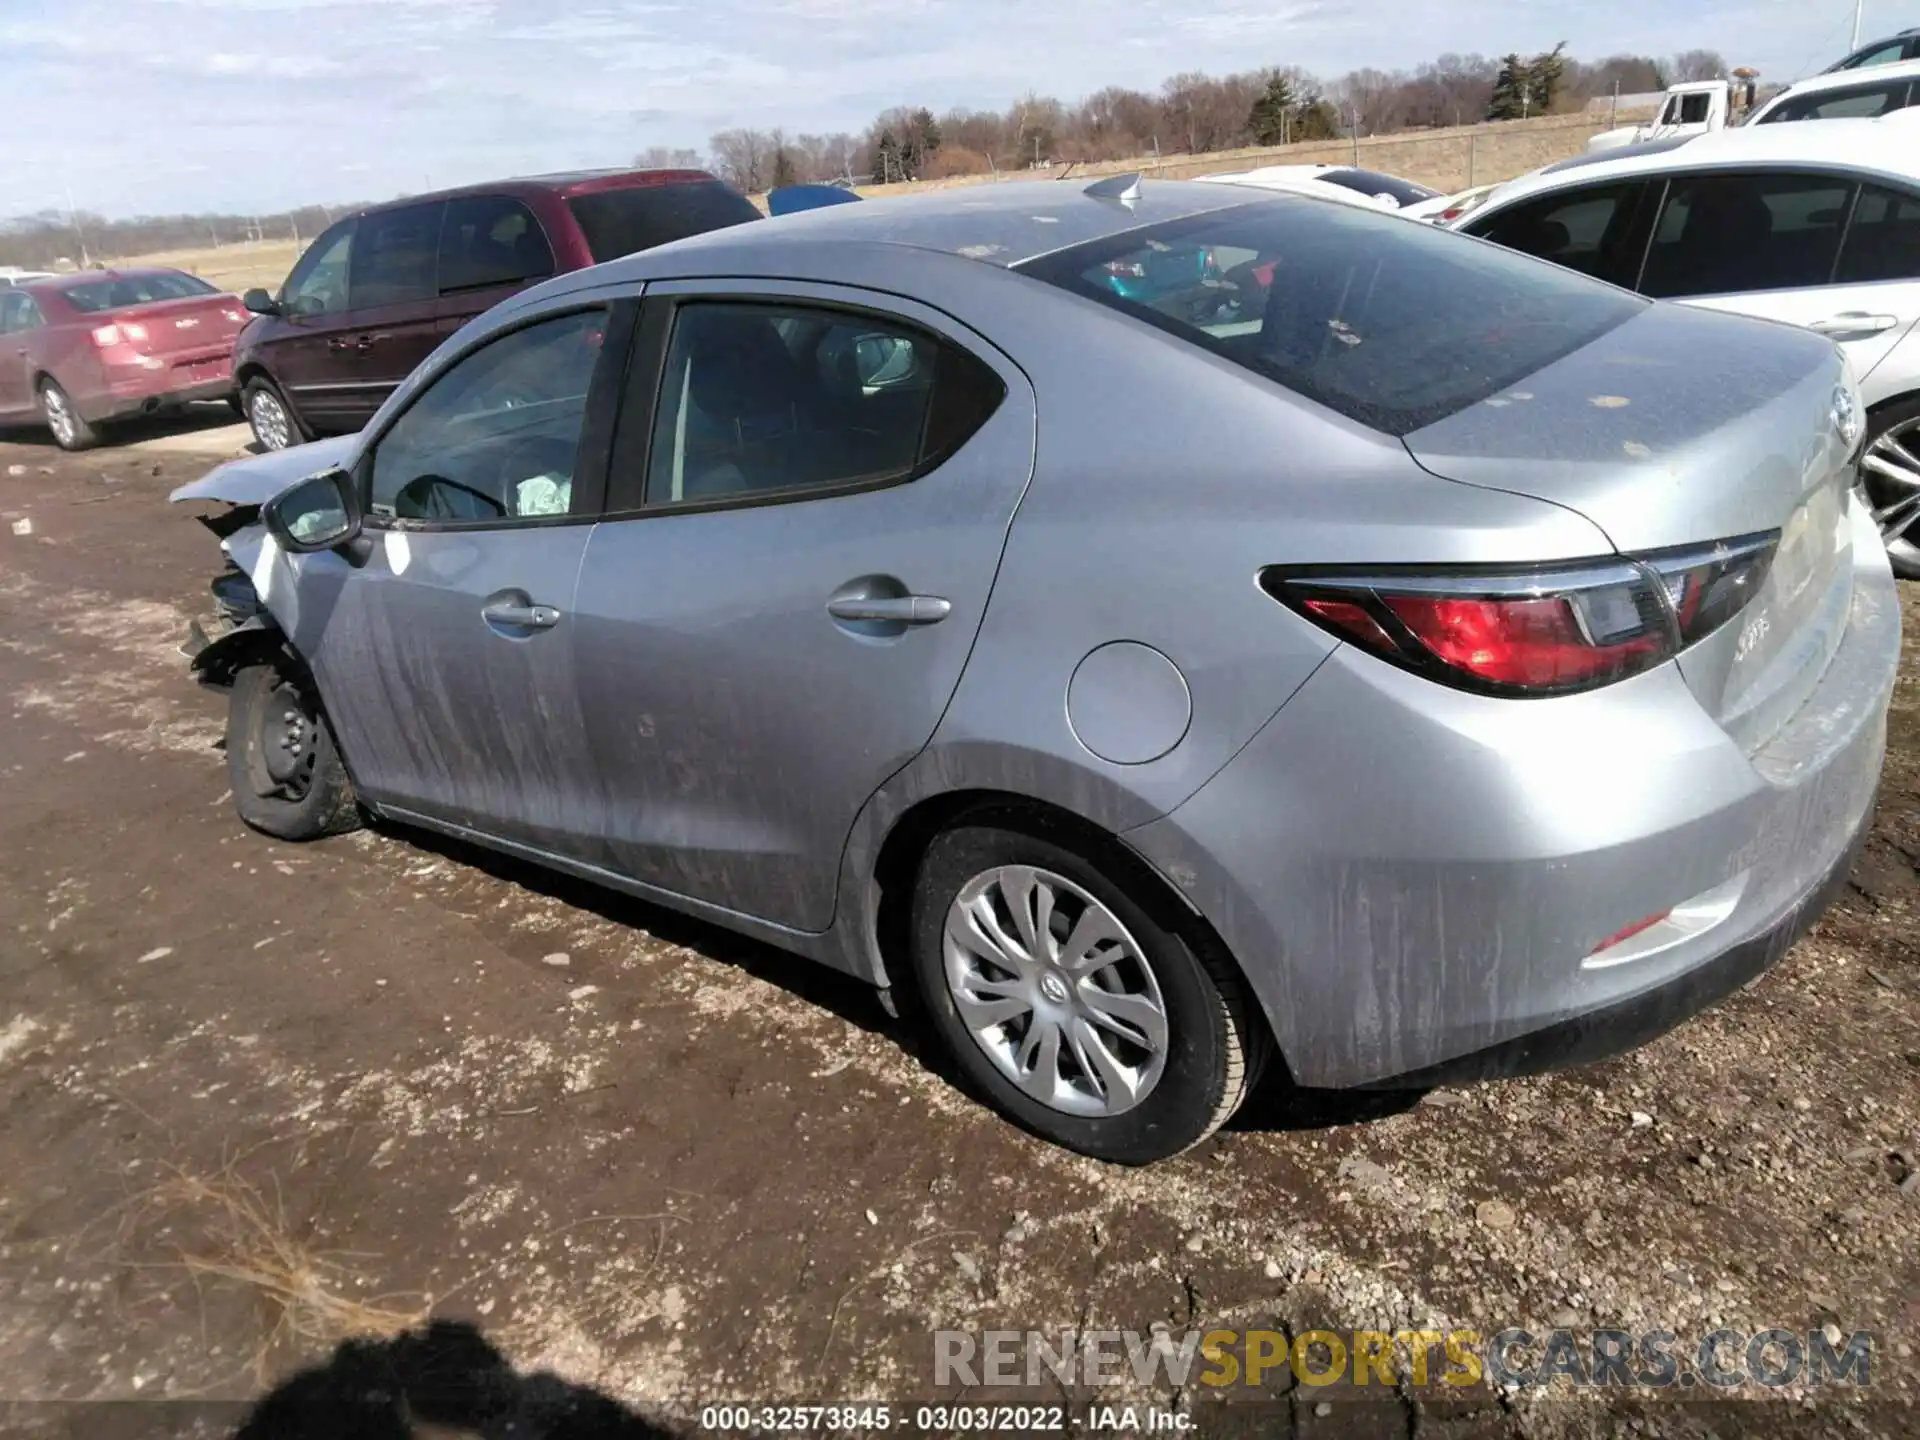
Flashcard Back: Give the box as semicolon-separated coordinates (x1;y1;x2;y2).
1465;179;1660;288
1641;170;1920;384
568;282;1033;930
334;200;448;429
0;292;43;417
279;301;631;856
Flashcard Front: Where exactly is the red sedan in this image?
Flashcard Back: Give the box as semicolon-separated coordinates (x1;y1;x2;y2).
0;268;248;450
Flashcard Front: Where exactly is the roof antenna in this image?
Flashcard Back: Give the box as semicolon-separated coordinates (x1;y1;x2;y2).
1083;172;1143;204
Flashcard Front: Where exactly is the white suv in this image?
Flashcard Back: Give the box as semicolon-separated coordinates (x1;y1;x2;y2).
1456;116;1920;577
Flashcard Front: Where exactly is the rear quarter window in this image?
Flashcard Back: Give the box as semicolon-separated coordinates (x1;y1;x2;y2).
565;182;761;262
1017;197;1645;436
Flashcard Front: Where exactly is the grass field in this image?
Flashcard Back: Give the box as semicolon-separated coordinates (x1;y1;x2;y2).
119;238;304;294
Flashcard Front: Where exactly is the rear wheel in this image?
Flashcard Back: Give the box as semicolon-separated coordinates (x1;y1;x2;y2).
226;660;361;841
242;377;303;452
1861;396;1920;580
909;819;1261;1163
37;379;99;451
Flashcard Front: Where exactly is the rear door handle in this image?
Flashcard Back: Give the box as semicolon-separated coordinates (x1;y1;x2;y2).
1809;312;1900;337
482;601;562;630
328;334;376;353
826;594;952;625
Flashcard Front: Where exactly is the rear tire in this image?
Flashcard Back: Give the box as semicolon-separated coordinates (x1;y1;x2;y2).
226;660;361;841
242;376;304;452
37;379;99;452
1862;395;1920;581
909;817;1262;1163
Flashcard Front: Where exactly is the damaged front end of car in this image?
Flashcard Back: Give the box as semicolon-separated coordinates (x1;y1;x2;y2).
169;436;356;686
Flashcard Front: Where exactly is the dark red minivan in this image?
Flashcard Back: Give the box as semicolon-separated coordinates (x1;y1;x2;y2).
232;168;760;450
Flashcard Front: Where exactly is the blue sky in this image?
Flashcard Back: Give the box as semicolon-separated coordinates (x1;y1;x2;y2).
0;0;1884;219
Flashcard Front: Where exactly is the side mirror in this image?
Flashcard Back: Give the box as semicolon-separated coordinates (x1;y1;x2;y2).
242;287;281;316
263;467;362;554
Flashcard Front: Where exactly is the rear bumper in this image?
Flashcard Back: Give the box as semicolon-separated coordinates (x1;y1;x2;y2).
1357;796;1871;1088
1126;497;1900;1089
84;356;236;421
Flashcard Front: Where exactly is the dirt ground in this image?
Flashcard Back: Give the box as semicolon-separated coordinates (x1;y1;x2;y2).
0;424;1916;1439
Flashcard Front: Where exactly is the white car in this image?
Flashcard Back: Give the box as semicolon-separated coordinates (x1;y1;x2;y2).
1455;115;1920;577
1747;57;1920;125
1194;164;1438;213
0;267;58;289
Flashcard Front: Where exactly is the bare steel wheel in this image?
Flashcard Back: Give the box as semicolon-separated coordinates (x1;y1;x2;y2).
910;818;1262;1163
1860;405;1920;580
944;866;1168;1117
226;660;361;841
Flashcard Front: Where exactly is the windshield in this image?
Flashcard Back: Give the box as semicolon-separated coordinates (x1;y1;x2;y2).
1318;168;1440;207
566;181;760;262
61;271;217;313
1016;197;1645;435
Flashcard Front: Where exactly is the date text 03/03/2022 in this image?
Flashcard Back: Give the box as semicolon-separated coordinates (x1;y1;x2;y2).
697;1403;1185;1432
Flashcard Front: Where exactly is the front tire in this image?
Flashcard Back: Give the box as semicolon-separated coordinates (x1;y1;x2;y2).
242;376;304;452
909;819;1261;1163
1862;396;1920;580
226;660;361;841
37;379;99;451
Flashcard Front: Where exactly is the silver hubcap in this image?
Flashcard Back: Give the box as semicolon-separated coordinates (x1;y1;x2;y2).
249;390;292;450
943;865;1168;1118
1861;417;1920;568
41;387;75;445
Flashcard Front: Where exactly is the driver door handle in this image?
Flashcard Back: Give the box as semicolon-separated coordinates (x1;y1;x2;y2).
482;601;562;630
826;594;951;625
1809;312;1900;338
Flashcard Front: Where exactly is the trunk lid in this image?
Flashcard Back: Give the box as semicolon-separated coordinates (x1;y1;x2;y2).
1404;302;1859;751
116;293;246;359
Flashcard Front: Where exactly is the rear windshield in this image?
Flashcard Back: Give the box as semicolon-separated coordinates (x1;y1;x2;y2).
61;271;217;313
1318;169;1440;207
1016;198;1645;435
566;182;760;262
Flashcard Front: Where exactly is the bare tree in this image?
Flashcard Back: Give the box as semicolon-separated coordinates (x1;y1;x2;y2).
707;128;771;192
1670;49;1729;82
634;145;705;170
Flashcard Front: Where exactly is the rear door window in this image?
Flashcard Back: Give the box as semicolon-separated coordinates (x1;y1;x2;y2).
565;181;760;262
349;201;446;309
1019;198;1646;436
1760;79;1913;121
1641;171;1854;297
1836;184;1920;282
437;195;555;294
1467;181;1658;288
638;300;1004;507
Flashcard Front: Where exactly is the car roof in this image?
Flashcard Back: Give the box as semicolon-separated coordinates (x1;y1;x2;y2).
1769;54;1920;97
352;167;726;218
1478;116;1920;214
571;177;1261;276
1195;164;1339;183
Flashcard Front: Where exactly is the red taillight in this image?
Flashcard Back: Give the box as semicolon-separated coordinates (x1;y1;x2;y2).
224;308;247;325
1265;534;1776;698
90;321;147;348
1381;593;1666;689
90;324;123;347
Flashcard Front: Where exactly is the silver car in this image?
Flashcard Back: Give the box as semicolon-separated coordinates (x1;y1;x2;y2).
173;178;1900;1163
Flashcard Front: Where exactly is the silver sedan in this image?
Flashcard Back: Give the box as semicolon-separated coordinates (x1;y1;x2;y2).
173;177;1899;1163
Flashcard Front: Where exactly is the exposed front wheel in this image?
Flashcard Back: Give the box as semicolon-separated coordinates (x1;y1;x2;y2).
242;377;303;452
1861;396;1920;581
909;819;1262;1163
37;379;99;451
226;661;361;840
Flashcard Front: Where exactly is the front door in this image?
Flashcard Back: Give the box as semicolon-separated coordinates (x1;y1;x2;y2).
279;303;627;855
264;218;362;434
569;283;1036;931
330;200;449;431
